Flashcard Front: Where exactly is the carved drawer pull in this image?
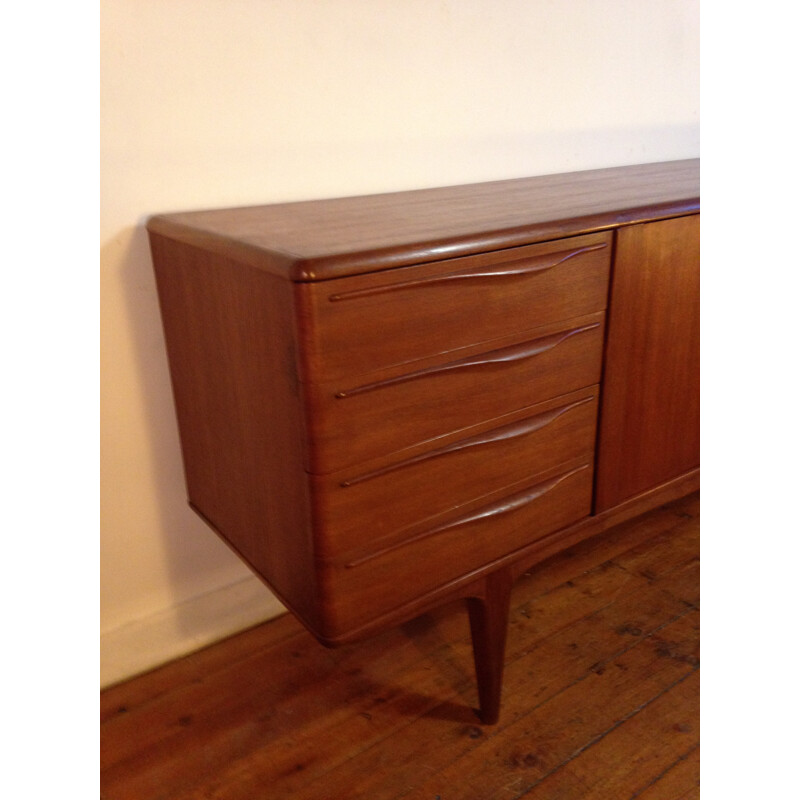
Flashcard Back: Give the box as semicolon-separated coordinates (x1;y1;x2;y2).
345;464;589;568
328;243;607;302
334;323;600;399
340;395;594;487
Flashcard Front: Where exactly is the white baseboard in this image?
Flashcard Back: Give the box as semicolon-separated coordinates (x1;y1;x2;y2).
101;575;286;689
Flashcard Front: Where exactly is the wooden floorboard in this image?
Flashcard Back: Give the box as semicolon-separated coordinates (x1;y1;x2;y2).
101;492;699;800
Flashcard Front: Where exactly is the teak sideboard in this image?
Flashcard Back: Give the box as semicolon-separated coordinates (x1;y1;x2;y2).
148;159;700;724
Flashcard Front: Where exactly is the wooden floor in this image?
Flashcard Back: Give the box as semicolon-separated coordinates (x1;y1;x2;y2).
101;492;699;800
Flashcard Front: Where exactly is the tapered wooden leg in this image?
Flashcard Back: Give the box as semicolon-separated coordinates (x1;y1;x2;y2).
467;568;513;725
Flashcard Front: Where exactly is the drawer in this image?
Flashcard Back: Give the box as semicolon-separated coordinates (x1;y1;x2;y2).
312;386;599;558
303;312;605;474
296;232;612;383
317;458;594;635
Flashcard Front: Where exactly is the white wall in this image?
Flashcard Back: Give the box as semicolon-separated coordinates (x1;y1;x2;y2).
100;0;699;687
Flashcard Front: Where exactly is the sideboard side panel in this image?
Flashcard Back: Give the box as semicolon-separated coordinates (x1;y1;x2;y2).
150;233;319;628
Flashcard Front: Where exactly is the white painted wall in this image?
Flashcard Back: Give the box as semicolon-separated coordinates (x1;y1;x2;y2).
100;0;699;686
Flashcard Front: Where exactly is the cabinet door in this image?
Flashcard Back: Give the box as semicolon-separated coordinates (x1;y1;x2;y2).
595;215;699;512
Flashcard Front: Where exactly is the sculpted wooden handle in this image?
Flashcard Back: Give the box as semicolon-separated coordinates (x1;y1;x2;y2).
345;464;589;568
328;243;607;302
334;323;600;399
340;395;595;487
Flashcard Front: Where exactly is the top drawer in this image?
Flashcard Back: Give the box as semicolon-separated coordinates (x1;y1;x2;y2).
295;232;612;383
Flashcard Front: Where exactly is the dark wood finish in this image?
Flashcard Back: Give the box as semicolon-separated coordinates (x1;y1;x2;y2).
303;312;605;473
468;568;513;725
314;468;699;647
147;159;699;280
317;458;594;634
595;215;700;512
100;493;699;800
296;231;611;381
147;160;700;724
150;235;319;630
313;387;598;558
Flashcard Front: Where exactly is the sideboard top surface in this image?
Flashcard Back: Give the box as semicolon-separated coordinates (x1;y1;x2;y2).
147;158;699;282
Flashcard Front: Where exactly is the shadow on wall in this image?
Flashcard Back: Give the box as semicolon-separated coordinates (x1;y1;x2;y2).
104;222;276;641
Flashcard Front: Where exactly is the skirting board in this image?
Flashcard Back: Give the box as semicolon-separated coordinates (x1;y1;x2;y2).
101;575;286;689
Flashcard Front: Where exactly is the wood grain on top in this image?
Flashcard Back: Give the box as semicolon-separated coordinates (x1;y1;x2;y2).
146;159;699;281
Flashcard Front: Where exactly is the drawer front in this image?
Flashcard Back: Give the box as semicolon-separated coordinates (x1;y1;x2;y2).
297;232;612;383
318;459;593;634
313;387;599;558
304;312;604;474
